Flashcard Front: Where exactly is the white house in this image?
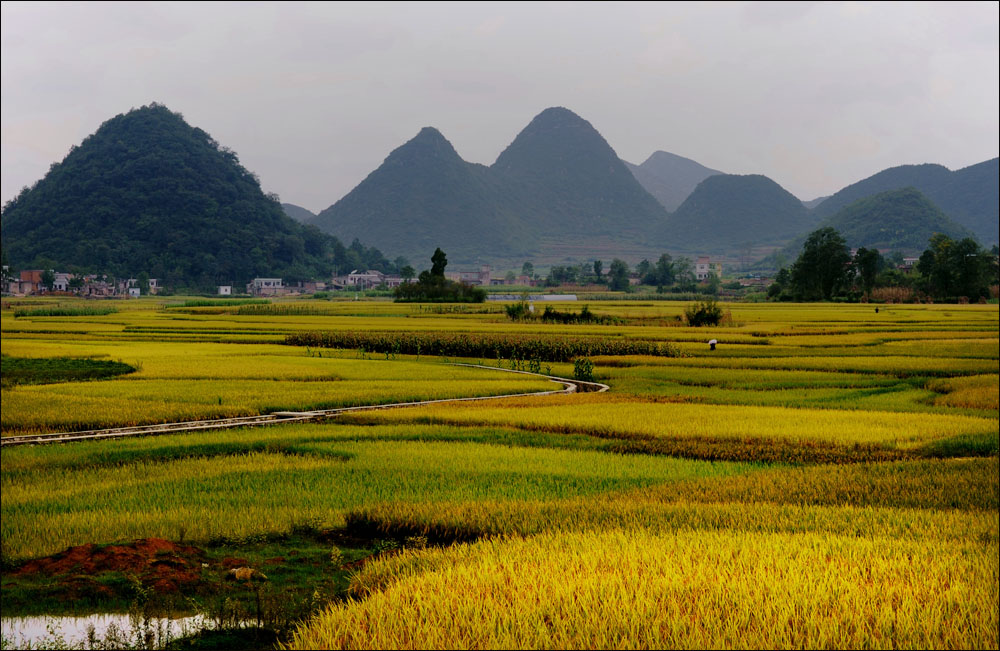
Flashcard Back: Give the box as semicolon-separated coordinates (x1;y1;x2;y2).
248;278;284;296
218;285;233;296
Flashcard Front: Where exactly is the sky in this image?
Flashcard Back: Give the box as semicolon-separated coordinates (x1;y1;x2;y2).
2;1;998;213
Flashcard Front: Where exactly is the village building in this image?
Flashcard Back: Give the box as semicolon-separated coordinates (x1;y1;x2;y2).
218;285;233;296
247;278;285;296
445;265;492;286
695;256;724;281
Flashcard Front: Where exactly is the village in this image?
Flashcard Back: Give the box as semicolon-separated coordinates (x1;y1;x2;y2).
2;252;924;299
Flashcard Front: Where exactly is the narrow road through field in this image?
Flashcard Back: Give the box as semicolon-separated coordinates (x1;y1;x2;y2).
0;365;608;447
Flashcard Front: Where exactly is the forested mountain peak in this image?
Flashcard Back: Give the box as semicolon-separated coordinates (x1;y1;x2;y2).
1;103;392;287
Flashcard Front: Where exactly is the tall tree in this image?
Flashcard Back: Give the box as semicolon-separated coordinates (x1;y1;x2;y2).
790;227;851;300
430;248;448;278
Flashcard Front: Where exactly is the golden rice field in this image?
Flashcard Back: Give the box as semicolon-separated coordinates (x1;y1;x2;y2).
1;296;997;649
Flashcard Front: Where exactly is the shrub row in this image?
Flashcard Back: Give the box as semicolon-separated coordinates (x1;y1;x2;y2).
13;307;117;317
285;331;681;362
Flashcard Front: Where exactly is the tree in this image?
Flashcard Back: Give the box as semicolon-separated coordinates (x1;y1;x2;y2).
853;247;882;298
917;233;995;300
400;265;416;282
654;254;675;287
636;259;653;283
790;227;851;300
608;259;630;291
521;261;534;278
593;260;603;281
702;273;721;296
768;268;791;300
431;248;447;278
673;257;696;292
40;269;55;290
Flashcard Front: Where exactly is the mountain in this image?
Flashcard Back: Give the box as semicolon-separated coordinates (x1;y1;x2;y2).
0;103;391;288
813;159;998;245
623;151;723;211
767;188;977;268
312;127;528;263
802;196;829;210
281;203;317;224
491;107;668;238
313;107;670;265
664;174;813;252
818;187;974;250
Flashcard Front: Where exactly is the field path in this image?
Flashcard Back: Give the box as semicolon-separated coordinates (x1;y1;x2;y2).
0;365;608;447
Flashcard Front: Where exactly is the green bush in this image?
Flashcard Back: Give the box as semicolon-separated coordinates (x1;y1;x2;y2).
684;300;724;327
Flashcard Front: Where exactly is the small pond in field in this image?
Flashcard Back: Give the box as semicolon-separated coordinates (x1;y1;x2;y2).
0;613;212;649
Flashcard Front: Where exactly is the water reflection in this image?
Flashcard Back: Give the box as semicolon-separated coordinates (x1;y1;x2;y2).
1;613;210;649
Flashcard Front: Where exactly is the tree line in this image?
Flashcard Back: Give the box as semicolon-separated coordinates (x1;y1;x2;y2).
769;227;998;302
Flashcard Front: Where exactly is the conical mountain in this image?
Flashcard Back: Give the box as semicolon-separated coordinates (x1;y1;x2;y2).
0;103;378;288
314;127;528;264
666;174;812;252
623;151;723;211
492;107;668;238
772;187;976;263
813;159;998;245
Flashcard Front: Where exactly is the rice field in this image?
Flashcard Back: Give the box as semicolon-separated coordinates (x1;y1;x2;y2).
0;297;997;649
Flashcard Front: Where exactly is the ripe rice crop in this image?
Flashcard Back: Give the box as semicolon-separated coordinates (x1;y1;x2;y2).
360;393;998;452
287;528;998;650
0;432;752;559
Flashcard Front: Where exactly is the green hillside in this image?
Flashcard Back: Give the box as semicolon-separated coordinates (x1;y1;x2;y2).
665;174;813;252
771;187;977;264
812;159;998;245
0;104;391;289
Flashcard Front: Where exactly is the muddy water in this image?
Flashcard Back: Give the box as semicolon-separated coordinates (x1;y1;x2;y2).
1;613;211;649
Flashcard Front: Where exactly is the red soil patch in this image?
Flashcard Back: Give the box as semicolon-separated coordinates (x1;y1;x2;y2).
15;538;209;594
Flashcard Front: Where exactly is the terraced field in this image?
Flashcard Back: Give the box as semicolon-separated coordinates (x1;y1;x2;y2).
1;297;996;649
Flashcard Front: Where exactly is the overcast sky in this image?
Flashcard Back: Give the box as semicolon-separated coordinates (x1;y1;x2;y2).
2;1;998;212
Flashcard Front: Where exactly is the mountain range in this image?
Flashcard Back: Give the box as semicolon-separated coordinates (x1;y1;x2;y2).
309;107;998;265
3;103;996;282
